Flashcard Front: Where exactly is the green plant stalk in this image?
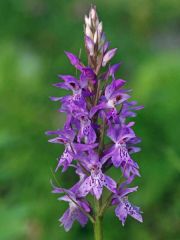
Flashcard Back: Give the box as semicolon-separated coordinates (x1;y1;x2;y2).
94;198;103;240
94;215;103;240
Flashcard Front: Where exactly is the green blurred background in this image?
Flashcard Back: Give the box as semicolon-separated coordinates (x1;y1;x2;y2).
0;0;180;239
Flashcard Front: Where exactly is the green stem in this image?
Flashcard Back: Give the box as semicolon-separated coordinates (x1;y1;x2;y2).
94;198;103;240
94;215;103;240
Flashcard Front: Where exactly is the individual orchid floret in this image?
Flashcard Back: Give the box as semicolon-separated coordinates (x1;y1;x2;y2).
76;112;97;144
78;151;117;200
102;123;140;180
102;124;136;167
51;74;88;111
112;184;143;226
46;129;97;172
52;185;91;231
59;200;89;232
90;79;130;118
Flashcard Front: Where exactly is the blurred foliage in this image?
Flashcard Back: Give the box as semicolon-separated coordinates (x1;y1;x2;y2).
0;0;180;239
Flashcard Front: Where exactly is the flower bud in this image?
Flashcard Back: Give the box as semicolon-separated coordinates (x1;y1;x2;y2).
98;22;103;35
86;25;93;39
89;7;96;21
94;30;98;44
85;36;94;56
102;48;117;66
85;15;91;27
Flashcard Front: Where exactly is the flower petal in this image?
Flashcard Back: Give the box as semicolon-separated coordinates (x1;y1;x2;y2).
73;143;98;152
89;102;107;118
76;209;88;226
109;63;121;77
104;175;117;193
115;203;128;226
82;67;97;84
102;48;117;67
129;205;143;223
59;208;73;232
93;185;103;200
107;124;121;142
118;186;138;198
65;51;83;71
78;176;92;197
111;148;122;167
85;36;94;56
101;145;116;164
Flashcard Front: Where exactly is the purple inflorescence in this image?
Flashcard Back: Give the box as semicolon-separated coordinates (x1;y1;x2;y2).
47;6;143;231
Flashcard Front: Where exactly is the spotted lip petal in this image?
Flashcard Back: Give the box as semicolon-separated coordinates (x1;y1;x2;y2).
115;200;143;226
77;151;117;200
112;183;142;225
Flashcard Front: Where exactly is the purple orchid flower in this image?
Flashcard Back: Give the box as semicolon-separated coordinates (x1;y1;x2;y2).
90;79;129;118
75;110;97;144
101;123;140;179
46;129;97;172
52;184;91;231
50;59;99;118
102;124;132;163
77;151;117;200
51;73;87;113
102;123;140;181
112;184;143;226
